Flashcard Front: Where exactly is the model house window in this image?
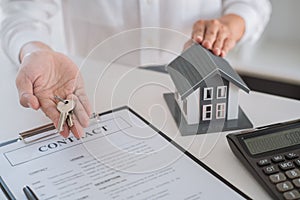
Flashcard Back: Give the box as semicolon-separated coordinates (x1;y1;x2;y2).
217;86;227;99
216;103;226;119
183;99;187;115
203;87;213;100
202;105;212;121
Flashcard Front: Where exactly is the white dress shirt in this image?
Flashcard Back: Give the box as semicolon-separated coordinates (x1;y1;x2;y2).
1;0;271;65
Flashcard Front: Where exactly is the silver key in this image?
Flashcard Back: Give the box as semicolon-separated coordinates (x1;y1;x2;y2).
67;111;74;127
56;100;75;132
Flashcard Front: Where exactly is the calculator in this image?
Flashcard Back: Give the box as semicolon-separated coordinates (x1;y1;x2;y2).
227;119;300;200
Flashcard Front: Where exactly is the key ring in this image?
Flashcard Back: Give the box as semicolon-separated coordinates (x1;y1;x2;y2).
54;95;67;104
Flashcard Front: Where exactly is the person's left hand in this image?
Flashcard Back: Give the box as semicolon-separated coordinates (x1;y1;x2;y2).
185;14;245;57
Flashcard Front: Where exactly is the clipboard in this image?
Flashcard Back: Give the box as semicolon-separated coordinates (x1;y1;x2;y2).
0;121;59;199
0;115;95;199
0;106;250;200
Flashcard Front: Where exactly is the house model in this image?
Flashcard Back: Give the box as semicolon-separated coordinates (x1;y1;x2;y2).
164;44;253;135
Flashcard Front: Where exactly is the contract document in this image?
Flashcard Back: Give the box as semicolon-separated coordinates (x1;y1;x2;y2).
0;107;249;199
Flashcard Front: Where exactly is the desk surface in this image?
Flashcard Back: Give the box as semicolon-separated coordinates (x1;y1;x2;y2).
1;53;300;199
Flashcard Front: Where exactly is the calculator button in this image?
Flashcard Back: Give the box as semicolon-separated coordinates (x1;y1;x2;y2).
276;181;294;192
272;155;285;163
292;178;300;188
294;159;300;167
257;158;271;166
286;169;300;179
279;161;295;171
263;165;279;175
285;152;299;160
269;173;287;183
283;190;300;200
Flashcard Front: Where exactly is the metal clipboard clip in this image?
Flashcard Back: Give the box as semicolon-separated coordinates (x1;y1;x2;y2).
0;123;57;148
19;123;58;144
18;113;100;144
0;113;101;147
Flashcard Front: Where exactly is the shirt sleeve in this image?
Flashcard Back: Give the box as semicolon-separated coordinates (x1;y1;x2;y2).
222;0;272;44
0;0;58;65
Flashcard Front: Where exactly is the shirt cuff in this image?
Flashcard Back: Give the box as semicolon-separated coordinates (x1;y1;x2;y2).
8;31;51;66
223;3;265;44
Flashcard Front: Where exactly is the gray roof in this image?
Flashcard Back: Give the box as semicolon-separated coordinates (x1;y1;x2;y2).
167;44;250;99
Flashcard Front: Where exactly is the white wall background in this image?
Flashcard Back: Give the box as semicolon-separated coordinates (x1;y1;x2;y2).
263;0;300;42
0;0;299;83
229;0;300;84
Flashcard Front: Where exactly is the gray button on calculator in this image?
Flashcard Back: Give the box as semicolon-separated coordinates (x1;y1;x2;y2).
285;169;300;179
294;159;300;167
272;155;285;163
276;181;294;192
279;161;295;171
285;152;299;160
269;173;287;183
283;189;300;200
292;178;300;188
263;165;279;175
257;158;270;166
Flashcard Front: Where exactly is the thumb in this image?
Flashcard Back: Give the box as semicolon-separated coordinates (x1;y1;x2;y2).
16;73;40;110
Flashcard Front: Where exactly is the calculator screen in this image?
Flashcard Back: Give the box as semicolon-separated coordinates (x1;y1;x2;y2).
244;127;300;155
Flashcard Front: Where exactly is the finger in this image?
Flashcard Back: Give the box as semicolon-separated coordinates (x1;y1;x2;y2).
73;73;92;117
192;20;205;43
41;99;72;138
75;88;92;117
202;20;220;50
40;97;74;138
20;93;40;110
39;99;60;127
16;71;40;110
221;38;236;57
68;94;90;128
70;114;84;139
60;123;71;138
212;29;228;56
40;99;72;138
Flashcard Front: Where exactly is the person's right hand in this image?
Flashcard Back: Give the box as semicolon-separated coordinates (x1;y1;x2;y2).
185;14;245;57
16;42;91;138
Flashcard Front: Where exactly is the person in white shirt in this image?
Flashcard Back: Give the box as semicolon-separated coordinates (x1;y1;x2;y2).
1;0;271;138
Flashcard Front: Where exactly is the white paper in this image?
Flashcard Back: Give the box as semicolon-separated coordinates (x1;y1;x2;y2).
0;108;246;200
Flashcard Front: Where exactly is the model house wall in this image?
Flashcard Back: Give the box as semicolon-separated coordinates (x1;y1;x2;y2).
227;82;239;120
167;44;250;126
175;89;200;124
198;75;229;123
185;88;200;124
176;75;234;125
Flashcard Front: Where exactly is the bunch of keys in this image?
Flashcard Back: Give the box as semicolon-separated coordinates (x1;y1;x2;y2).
55;96;76;132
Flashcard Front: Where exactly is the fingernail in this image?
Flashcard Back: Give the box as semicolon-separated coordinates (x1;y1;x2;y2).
28;102;33;109
221;50;226;57
75;132;83;139
196;35;202;42
61;126;70;138
214;48;220;55
71;125;83;139
79;132;84;138
203;40;211;49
